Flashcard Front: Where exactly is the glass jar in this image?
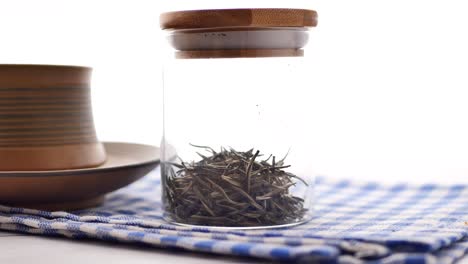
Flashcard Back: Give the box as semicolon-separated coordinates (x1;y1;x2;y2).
160;8;318;229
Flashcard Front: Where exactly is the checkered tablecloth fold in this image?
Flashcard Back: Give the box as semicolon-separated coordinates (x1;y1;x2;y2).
0;169;467;263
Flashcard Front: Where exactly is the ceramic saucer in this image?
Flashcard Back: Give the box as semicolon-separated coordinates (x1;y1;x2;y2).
0;142;160;211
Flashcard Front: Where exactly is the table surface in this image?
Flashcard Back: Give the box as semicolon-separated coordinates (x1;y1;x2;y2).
1;230;466;264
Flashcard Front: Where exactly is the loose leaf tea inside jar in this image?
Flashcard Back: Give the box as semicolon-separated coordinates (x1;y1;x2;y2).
163;145;308;227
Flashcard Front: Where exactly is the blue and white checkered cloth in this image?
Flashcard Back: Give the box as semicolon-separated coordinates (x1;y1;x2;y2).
0;168;467;263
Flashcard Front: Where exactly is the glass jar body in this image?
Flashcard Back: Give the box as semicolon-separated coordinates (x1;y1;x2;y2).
161;28;315;229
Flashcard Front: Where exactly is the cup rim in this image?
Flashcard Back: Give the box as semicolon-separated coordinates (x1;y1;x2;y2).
0;64;92;70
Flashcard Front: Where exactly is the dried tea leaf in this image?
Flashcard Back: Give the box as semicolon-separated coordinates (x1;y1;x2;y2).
163;145;308;227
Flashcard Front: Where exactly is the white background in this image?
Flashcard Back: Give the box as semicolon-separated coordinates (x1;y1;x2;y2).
0;0;467;184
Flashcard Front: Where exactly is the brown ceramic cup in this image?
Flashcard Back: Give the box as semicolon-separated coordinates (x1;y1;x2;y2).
0;64;106;171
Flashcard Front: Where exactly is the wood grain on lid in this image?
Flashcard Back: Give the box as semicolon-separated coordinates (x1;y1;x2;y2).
160;8;318;30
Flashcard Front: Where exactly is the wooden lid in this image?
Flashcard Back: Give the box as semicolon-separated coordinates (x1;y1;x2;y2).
176;49;304;59
160;8;318;30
